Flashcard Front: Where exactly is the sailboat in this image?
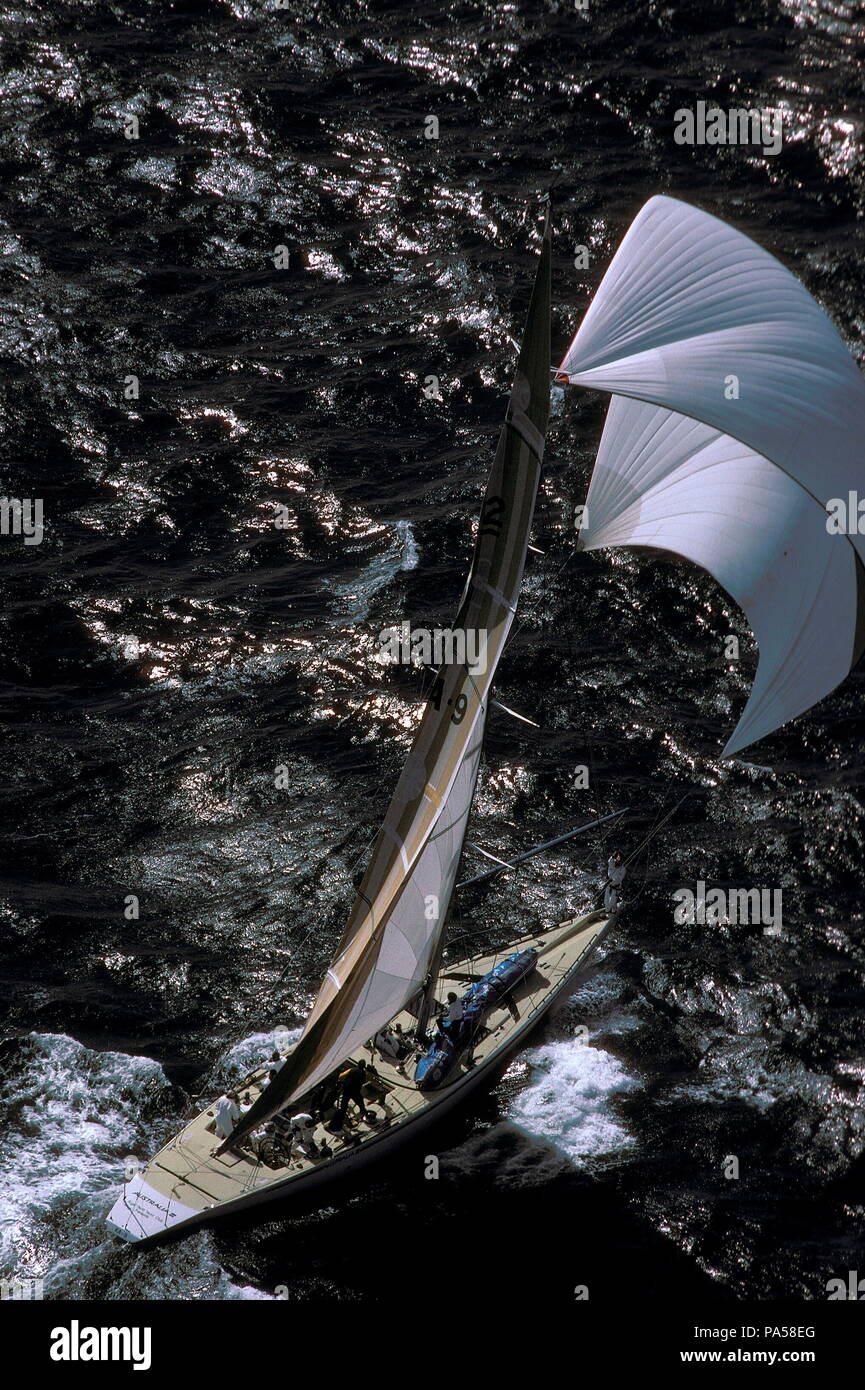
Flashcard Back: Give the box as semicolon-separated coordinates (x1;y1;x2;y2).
108;195;865;1243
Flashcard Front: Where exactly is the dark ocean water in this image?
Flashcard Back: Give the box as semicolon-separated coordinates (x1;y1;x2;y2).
1;0;864;1301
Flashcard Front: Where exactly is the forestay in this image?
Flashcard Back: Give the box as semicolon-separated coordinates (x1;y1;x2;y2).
227;212;551;1144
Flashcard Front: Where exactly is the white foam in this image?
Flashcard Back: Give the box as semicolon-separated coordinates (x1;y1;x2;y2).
0;1032;171;1283
509;1036;639;1166
218;1274;276;1300
207;1026;303;1089
0;1029;306;1298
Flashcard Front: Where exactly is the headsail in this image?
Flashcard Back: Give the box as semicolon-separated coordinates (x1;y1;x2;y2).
560;194;865;755
227;211;551;1144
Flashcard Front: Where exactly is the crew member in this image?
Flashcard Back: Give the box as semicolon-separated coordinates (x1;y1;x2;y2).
373;1026;401;1059
605;853;626;912
361;1063;393;1118
373;1024;409;1075
438;991;463;1043
337;1062;369;1126
267;1049;286;1083
289;1111;319;1157
312;1074;342;1130
214;1091;241;1139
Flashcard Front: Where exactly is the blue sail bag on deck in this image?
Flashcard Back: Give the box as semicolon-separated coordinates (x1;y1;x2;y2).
414;948;538;1090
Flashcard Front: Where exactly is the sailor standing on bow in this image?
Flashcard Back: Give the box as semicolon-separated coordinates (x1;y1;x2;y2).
604;853;625;913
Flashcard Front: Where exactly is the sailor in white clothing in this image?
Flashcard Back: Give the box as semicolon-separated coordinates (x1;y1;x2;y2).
437;992;463;1046
604;853;626;913
267;1049;286;1081
214;1092;242;1139
289;1112;319;1157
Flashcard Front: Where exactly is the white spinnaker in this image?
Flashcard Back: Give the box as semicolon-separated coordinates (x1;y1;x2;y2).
580;397;861;756
559;195;865;567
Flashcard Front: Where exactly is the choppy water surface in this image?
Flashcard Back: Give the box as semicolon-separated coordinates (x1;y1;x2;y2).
1;0;864;1300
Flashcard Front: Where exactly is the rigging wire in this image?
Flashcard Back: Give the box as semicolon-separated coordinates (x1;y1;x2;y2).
616;790;696;909
622;790;692;870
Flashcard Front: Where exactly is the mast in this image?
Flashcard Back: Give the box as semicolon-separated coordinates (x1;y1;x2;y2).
225;205;551;1147
412;926;447;1042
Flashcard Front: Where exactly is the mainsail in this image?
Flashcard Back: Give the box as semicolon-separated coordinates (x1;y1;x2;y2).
227;210;550;1144
560;195;865;756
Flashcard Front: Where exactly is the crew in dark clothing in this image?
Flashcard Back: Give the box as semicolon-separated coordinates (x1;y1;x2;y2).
336;1062;369;1127
310;1072;344;1132
360;1063;393;1118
